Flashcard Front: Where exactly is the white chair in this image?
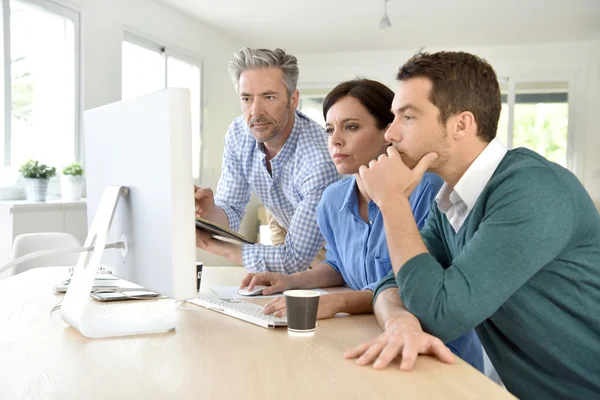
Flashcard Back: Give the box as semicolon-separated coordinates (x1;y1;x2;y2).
10;233;82;275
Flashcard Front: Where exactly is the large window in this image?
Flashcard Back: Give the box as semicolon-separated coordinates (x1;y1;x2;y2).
497;80;570;168
2;0;80;188
121;39;164;101
122;34;202;179
299;95;326;127
298;87;333;128
302;79;572;171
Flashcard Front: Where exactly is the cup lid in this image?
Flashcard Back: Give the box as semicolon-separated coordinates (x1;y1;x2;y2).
283;290;321;298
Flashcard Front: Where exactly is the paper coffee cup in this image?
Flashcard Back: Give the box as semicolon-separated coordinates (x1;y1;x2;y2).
284;290;320;336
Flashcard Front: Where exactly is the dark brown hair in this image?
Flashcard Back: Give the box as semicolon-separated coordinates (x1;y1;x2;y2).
322;78;394;130
397;51;501;142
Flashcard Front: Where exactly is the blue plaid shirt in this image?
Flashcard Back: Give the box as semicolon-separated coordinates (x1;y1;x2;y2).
214;111;340;273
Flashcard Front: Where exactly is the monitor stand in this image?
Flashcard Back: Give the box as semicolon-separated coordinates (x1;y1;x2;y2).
60;186;175;338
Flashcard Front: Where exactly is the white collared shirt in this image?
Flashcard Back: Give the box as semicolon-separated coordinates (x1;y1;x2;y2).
435;138;508;232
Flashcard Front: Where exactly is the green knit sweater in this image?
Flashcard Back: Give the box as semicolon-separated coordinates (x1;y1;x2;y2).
374;148;600;399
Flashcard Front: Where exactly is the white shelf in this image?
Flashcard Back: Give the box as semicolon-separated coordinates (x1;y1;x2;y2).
0;199;86;212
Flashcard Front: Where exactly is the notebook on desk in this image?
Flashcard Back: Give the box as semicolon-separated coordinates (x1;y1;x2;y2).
195;217;254;245
53;275;144;293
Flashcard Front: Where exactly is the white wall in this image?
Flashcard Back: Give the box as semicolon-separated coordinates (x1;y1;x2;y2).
296;40;600;204
50;0;255;265
73;0;241;184
32;1;600;269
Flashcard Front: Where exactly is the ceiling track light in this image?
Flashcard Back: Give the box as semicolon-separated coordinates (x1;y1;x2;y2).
380;0;391;29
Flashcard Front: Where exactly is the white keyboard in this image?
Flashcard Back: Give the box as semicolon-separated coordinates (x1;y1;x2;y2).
188;293;288;329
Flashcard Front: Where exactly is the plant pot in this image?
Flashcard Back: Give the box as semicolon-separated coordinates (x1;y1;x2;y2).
61;174;84;201
24;178;49;202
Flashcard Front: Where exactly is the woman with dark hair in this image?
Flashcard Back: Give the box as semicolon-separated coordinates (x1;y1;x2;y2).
241;78;482;370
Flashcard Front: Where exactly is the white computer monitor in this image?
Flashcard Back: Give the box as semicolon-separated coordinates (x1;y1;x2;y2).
60;88;197;338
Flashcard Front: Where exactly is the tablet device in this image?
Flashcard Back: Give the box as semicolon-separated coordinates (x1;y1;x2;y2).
195;217;254;245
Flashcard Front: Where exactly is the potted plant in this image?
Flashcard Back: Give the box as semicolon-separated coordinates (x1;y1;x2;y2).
18;159;56;202
61;162;84;201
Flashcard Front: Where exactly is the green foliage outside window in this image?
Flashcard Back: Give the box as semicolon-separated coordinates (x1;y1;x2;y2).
513;103;568;167
12;56;33;125
497;102;568;167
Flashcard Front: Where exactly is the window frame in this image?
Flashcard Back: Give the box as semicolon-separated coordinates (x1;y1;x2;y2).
297;86;333;129
499;75;576;174
301;75;578;175
121;30;204;182
1;0;82;171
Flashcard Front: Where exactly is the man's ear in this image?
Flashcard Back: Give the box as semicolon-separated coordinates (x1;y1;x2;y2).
452;111;475;140
290;89;300;110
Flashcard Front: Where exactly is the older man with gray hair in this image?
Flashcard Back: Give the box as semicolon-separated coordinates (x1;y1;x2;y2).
194;48;339;274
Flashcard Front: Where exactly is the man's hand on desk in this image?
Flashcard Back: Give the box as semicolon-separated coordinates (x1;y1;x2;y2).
344;313;455;371
240;272;293;296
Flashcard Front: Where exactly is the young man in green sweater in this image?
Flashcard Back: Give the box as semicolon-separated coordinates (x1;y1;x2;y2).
344;51;600;399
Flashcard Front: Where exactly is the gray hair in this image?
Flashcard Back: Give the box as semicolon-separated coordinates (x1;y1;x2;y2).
228;48;299;97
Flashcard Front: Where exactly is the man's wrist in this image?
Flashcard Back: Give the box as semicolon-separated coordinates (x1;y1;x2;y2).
384;311;422;332
379;195;411;216
211;240;243;265
206;238;224;256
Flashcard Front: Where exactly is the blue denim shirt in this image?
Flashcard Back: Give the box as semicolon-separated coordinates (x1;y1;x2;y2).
316;174;484;372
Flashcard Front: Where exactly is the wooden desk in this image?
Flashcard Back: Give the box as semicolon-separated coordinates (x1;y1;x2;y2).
0;267;515;399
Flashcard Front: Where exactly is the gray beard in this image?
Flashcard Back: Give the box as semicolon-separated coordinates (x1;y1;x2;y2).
254;104;291;143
